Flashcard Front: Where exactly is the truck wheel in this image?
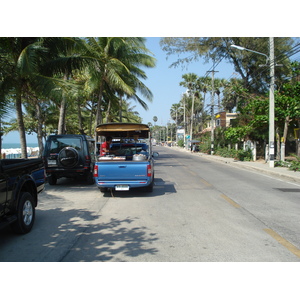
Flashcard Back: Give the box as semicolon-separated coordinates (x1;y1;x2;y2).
86;172;95;185
142;178;154;192
48;174;57;185
11;192;35;234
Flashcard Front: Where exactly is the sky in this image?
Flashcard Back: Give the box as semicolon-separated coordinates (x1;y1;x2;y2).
137;37;236;125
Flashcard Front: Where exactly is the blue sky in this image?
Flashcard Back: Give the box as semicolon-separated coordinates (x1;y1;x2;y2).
138;37;236;125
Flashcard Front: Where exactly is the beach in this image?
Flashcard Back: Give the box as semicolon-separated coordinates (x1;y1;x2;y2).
1;143;40;158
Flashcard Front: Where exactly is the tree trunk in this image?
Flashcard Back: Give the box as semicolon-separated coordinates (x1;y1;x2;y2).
58;74;68;135
105;100;112;123
297;120;300;157
77;97;85;135
95;81;104;129
201;93;206;131
15;88;27;158
276;126;281;160
57;94;67;135
35;99;44;157
283;115;290;144
119;95;123;122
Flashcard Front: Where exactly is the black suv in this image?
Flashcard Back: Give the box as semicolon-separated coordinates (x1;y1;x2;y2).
43;134;95;185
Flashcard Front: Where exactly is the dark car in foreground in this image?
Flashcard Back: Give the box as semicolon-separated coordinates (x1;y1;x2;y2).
0;158;45;234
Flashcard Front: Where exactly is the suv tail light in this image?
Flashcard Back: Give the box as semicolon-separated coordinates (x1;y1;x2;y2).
85;155;91;164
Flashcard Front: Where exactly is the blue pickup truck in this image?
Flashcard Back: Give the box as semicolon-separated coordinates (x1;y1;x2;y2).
0;158;45;234
93;123;158;193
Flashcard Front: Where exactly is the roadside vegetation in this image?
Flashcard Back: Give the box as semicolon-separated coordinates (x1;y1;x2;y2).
150;37;300;169
0;37;156;158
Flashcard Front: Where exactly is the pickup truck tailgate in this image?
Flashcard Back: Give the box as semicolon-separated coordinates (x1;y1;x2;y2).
97;161;149;180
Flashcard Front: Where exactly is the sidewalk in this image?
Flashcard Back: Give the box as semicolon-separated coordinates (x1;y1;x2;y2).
169;146;300;184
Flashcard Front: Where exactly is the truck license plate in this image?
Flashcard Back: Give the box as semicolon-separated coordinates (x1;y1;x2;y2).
115;185;129;191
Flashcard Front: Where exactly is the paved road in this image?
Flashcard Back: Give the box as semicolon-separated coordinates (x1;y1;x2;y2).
1;146;300;262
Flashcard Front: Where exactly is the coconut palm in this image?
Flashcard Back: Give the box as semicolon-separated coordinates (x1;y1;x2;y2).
0;37;46;157
214;78;227;112
83;37;156;129
0;37;86;157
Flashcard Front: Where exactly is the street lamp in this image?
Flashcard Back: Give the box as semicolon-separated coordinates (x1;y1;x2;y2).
230;44;269;63
230;38;275;168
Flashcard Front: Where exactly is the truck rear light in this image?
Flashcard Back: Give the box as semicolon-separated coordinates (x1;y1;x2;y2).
147;165;152;177
93;165;98;177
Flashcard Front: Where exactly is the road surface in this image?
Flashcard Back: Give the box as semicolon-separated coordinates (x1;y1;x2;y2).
1;146;300;262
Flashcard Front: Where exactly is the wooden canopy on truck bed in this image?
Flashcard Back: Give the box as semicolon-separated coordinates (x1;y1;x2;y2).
96;123;150;138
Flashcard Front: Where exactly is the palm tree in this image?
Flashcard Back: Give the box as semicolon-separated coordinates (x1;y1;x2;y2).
39;37;90;135
83;37;155;129
0;37;45;157
196;76;211;130
214;78;227;112
179;73;205;137
0;37;86;157
222;78;244;113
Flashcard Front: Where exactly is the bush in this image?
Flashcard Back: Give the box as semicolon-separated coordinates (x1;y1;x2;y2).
275;155;300;172
236;149;252;161
214;147;252;161
177;140;184;148
288;155;300;172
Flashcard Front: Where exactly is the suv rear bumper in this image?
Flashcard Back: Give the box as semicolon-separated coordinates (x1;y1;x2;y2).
46;167;91;178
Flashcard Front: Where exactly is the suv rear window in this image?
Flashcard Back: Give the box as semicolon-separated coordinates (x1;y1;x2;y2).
49;137;82;154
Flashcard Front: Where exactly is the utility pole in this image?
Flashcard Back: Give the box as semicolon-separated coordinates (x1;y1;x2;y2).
269;37;275;168
190;89;195;143
231;39;277;167
207;70;218;155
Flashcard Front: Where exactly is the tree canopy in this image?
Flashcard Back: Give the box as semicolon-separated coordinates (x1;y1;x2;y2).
0;37;156;158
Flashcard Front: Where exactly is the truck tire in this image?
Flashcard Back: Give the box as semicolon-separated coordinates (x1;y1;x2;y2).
142;178;154;192
11;192;35;234
48;174;57;185
86;172;95;185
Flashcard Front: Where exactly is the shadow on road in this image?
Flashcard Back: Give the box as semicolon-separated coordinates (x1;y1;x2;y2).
0;195;159;262
100;177;177;198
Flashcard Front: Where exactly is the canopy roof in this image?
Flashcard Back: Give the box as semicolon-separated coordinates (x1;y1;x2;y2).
96;123;150;138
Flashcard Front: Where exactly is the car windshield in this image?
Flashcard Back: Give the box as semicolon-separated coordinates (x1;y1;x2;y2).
49;138;82;154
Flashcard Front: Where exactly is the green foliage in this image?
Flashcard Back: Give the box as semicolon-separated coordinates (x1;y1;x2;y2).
177;139;184;147
275;155;300;172
0;37;156;146
224;126;252;143
198;132;211;153
160;37;294;94
214;147;252;161
288;158;300;172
